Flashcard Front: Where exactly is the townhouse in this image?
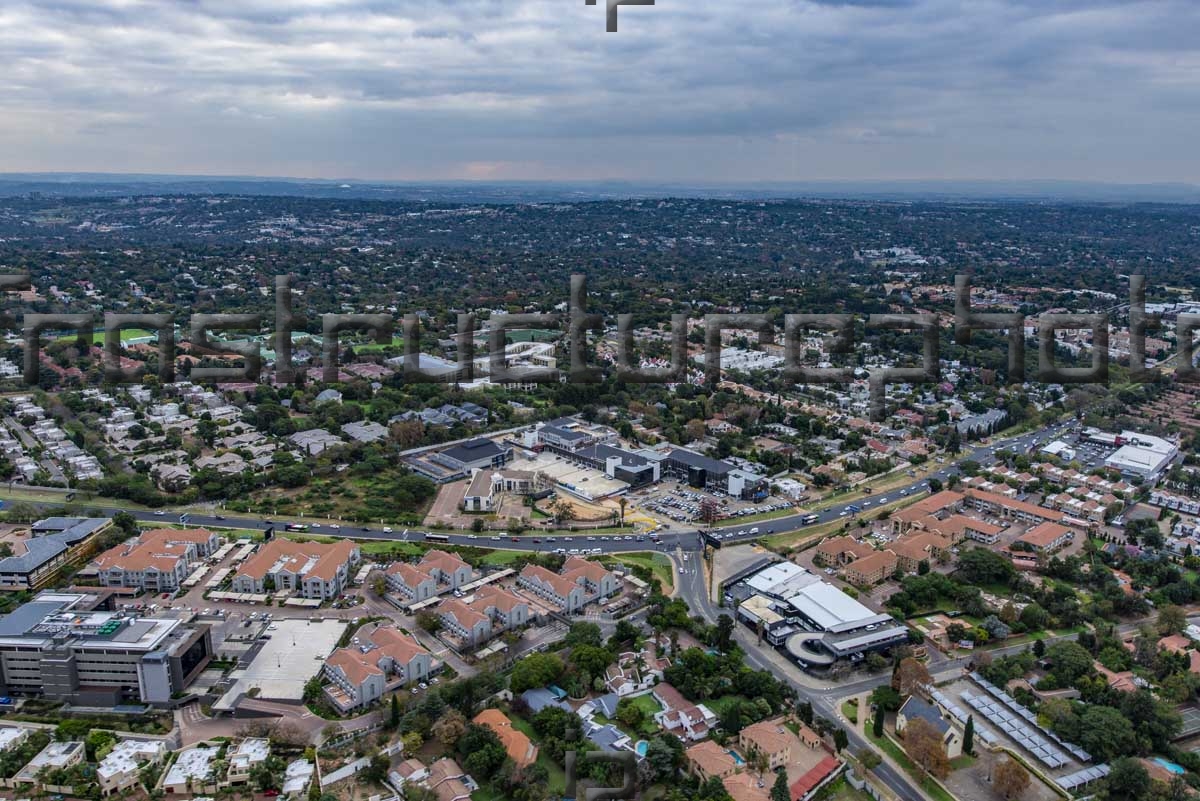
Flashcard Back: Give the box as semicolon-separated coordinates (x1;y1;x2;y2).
437;598;493;646
841;549;898;586
322;626;433;713
419;549;476;590
518;565;587;613
471;585;530;632
97;739;166;796
231;538;360;600
814;535;873;567
95;540;192;594
685;740;739;782
385;563;439;603
1014;521;1074;555
94;528;220;593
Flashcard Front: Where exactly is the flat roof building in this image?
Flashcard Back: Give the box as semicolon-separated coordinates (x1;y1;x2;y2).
0;592;212;706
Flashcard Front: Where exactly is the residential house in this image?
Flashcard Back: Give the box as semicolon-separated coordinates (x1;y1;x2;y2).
686;740;739;782
653;683;717;741
472;709;538;768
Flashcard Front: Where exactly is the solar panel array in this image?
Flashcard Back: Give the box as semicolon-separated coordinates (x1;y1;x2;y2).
1056;764;1110;791
929;688;995;747
969;671;1094;767
962;691;1068;768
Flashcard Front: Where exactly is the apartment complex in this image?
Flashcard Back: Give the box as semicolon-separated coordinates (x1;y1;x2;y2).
322;625;433;713
436;585;530;648
231;538;360;599
94;528;220;593
517;556;619;613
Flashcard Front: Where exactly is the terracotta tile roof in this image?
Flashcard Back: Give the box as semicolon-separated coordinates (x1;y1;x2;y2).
388;562;435;588
965;489;1065;523
141;528;215;545
440;598;488;629
1017;521;1072;548
844;549;897;577
472;709;538;767
722;772;771;801
369;626;430;666
520;564;579;598
686;740;737;778
790;756;840;799
472;585;523;614
326;647;383;685
562;555;614;585
419;549;470;577
816;536;872;561
238;538;357;583
1159;634;1191;654
740;718;799;757
653;682;688;711
94;538;190;573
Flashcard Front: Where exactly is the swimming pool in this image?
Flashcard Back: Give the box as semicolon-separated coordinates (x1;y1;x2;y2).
1152;757;1185;775
728;750;745;765
635;741;649;757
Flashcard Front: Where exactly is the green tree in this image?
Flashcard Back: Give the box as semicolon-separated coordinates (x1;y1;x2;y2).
509;652;564;694
770;771;790;801
963;715;974;755
872;705;884;738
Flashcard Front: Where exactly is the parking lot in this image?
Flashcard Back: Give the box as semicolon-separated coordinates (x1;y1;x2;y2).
634;481;793;525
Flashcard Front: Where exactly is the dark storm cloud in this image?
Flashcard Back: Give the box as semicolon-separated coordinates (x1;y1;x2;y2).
0;0;1197;181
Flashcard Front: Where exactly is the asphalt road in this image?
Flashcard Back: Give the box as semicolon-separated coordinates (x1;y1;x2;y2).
14;417;1077;561
0;418;1081;799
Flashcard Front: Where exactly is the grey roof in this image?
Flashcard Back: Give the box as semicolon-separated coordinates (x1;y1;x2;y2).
0;518;108;577
521;688;571;714
900;695;950;737
593;693;620;719
441;438;507;464
586;722;627;752
666;448;733;476
577;443;655;470
0;598;71;636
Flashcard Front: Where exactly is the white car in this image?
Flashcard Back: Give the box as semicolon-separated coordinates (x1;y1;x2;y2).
382;526;393;533
330;524;340;530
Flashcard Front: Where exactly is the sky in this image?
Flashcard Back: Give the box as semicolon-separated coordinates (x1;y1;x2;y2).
1;0;1198;183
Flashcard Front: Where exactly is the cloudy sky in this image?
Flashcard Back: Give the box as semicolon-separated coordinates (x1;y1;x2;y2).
1;0;1198;182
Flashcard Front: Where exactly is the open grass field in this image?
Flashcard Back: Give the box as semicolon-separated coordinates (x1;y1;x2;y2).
600;551;675;593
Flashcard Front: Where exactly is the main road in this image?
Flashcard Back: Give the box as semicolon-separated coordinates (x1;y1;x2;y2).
7;415;1074;558
0;419;1076;798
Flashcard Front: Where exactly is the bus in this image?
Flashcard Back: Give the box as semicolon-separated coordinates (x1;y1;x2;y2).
801;514;819;525
425;533;450;542
284;523;308;532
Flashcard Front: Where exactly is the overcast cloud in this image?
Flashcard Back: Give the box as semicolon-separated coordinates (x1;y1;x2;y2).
1;0;1197;182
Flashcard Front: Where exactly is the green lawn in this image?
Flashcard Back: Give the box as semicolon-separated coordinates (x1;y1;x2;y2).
865;730;955;801
508;714;566;792
705;694;750;716
841;700;859;724
600;552;675;593
628;693;663;718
